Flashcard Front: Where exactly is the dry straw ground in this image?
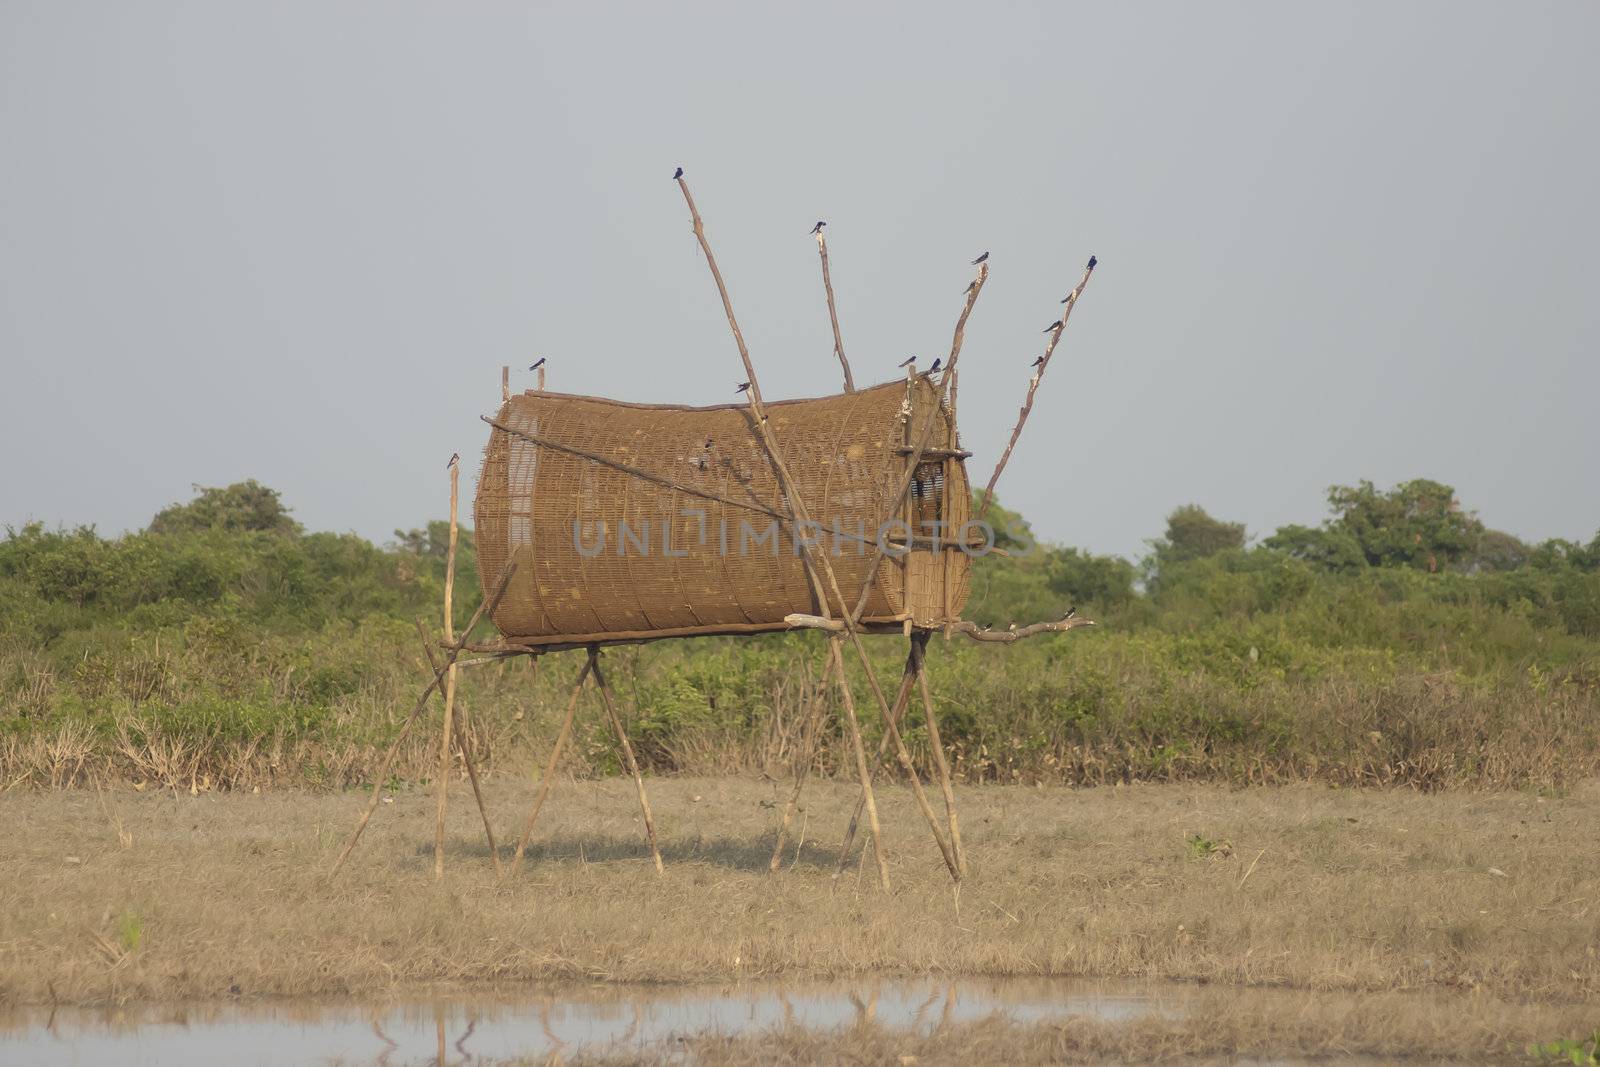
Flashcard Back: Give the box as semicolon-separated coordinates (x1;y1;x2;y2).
2;776;1595;1010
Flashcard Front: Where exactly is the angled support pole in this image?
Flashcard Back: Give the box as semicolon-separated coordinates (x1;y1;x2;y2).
589;647;665;874
911;632;964;876
330;565;516;877
415;618;502;876
507;651;594;878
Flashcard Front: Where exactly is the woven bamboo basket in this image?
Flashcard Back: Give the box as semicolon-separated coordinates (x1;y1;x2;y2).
475;377;972;646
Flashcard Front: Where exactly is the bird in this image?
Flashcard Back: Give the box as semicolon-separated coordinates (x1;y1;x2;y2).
1086;254;1097;271
703;436;714;449
736;382;751;394
529;357;546;371
1062;606;1077;619
1007;621;1017;632
926;357;942;374
971;251;988;265
810;220;826;235
964;280;977;295
673;166;683;180
1044;320;1062;332
898;356;917;368
447;452;459;469
1060;291;1075;304
1031;355;1045;368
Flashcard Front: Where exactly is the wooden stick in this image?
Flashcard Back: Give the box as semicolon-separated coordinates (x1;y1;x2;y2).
507;653;593;878
815;229;855;392
329;566;517;876
786;612;1096;642
912;633;964;876
435;459;461;879
832;670;916;877
824;635;890;889
415;618;501;876
501;365;510;402
977;259;1096;521
537;365;546;392
870;646;958;879
589;649;665;874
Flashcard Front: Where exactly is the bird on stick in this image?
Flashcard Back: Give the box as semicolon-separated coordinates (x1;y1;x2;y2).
447;452;459;469
529;357;546;371
736;382;751;394
898;356;917;368
971;251;988;265
673;166;683;179
926;357;942;375
1044;320;1062;332
810;221;826;235
1086;254;1097;271
1031;355;1045;368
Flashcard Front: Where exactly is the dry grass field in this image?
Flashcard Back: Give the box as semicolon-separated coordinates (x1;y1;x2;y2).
1;777;1596;1060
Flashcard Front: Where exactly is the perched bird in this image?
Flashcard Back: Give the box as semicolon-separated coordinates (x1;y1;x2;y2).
971;251;989;265
810;220;826;235
736;381;751;394
673;166;683;180
926;357;942;374
898;356;917;368
1062;606;1077;619
964;280;977;295
529;357;546;371
447;452;459;469
1031;355;1045;368
1044;320;1062;332
1007;621;1017;632
1060;291;1075;304
1086;254;1097;271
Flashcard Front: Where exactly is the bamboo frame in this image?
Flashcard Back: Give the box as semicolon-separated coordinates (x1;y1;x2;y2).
330;565;517;876
678;172;897;890
505;647;664;878
434;460;460;879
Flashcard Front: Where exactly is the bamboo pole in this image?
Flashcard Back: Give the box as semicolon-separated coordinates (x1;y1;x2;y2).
977;258;1096;521
823;635;890;887
434;459;461;879
415;618;502;876
501;365;510;402
831;648;926;880
785;612;1096;643
330;566;517;876
589;649;664;873
815;228;855;392
507;653;594;878
912;633;964;875
676;171;894;889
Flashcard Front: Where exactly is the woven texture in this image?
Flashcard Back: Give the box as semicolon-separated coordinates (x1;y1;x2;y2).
475;378;970;645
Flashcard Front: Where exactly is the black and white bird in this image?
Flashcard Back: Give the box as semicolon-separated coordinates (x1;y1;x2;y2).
673;166;683;179
529;357;546;371
1086;254;1097;271
810;221;826;235
736;381;751;394
971;251;989;265
447;452;459;469
898;356;917;369
1044;320;1062;333
1031;355;1045;368
926;357;942;374
1060;291;1075;304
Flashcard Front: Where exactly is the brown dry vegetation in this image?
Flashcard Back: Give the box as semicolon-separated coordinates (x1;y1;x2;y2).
2;778;1595;1029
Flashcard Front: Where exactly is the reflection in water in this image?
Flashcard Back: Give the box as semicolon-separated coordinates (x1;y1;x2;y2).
0;976;1175;1066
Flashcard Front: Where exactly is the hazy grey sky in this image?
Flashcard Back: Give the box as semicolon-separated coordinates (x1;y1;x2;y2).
2;2;1596;558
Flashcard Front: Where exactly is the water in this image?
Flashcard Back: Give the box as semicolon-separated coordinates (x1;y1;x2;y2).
0;976;1178;1065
